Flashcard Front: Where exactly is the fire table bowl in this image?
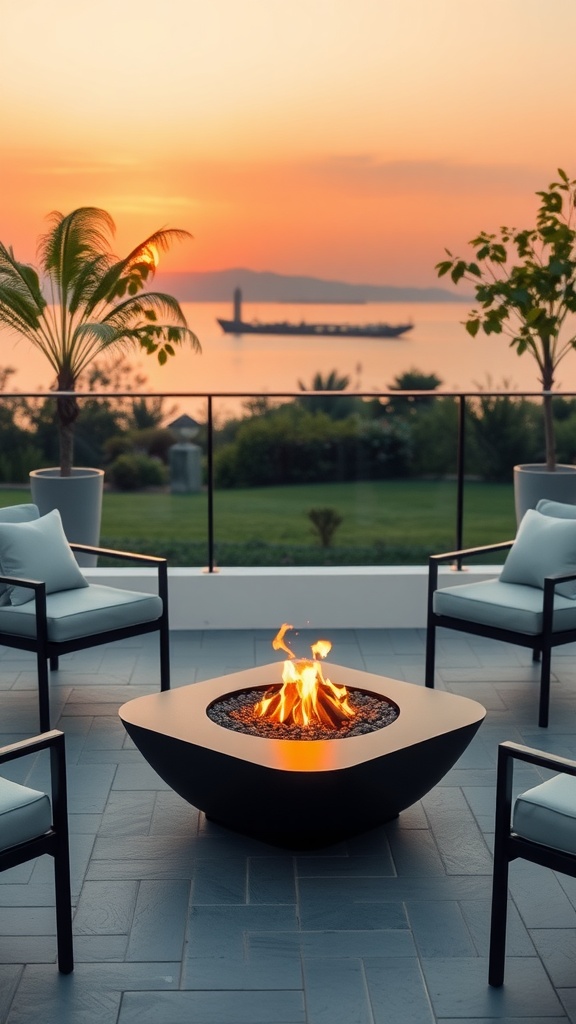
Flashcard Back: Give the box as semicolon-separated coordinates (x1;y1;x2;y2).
119;662;485;847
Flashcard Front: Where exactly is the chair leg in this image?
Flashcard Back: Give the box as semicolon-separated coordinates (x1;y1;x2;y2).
159;620;170;692
425;622;436;688
532;647;541;663
50;656;59;671
37;655;51;732
488;844;510;986
538;647;552;728
54;840;74;973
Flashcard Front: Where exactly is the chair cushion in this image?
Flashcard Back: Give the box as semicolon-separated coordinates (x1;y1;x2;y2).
500;508;576;598
0;509;88;606
536;498;576;519
0;584;163;642
0;777;51;851
0;505;39;607
433;578;576;634
514;774;576;855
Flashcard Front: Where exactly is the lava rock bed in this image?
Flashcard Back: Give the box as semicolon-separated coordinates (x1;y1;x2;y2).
207;686;399;740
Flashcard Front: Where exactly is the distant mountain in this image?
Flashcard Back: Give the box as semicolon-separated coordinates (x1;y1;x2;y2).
155;267;467;304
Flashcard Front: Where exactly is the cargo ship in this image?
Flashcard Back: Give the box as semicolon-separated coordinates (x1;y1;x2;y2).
216;289;413;338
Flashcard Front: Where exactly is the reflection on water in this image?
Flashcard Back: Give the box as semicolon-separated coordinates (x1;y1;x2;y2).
0;300;559;418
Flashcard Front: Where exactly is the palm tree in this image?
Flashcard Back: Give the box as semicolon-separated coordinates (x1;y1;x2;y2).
297;369;357;418
0;207;200;475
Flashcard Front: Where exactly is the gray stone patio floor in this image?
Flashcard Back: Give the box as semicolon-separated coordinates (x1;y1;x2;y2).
2;626;576;1023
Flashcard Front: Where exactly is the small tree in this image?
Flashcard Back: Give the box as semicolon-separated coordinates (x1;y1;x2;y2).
308;507;343;548
0;207;200;475
437;168;576;470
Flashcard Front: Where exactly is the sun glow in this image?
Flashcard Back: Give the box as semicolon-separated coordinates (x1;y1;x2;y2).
2;1;576;285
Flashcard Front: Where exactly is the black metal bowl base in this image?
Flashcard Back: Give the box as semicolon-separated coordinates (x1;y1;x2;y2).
119;663;485;848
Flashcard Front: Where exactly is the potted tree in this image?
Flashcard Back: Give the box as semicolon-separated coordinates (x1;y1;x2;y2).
437;168;576;521
0;207;199;555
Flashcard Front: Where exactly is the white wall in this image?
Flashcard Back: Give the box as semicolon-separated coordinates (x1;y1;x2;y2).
84;565;500;630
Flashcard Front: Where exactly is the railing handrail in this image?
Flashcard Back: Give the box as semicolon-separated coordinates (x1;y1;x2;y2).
1;388;574;399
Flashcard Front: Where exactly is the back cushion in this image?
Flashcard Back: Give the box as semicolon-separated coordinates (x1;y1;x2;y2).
0;505;39;605
536;499;576;520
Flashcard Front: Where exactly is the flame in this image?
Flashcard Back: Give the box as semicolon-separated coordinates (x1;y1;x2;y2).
255;624;356;729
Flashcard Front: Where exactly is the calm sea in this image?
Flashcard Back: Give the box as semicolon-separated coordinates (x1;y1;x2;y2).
0;300;566;419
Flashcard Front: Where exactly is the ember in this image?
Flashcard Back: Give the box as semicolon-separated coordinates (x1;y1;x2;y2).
208;684;399;740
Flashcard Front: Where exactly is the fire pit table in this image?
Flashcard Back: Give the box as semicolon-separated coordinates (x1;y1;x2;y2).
119;661;485;848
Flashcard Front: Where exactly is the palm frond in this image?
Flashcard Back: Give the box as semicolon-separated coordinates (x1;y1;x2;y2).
38;208;115;303
124;227;193;266
68;253;113;317
102;291;191;331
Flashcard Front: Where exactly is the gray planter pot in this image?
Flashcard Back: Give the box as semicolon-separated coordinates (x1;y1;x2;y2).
514;463;576;524
29;468;104;567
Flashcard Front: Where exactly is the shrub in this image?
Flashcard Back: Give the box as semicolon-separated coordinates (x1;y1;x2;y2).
213;408;414;488
107;454;168;491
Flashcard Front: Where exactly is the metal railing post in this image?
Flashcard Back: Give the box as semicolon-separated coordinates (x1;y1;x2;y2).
455;394;466;570
206;395;215;572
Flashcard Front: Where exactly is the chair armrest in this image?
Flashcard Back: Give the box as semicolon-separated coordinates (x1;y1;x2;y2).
544;570;576;586
0;574;45;591
430;541;514;565
70;544;166;567
498;740;576;777
0;729;64;765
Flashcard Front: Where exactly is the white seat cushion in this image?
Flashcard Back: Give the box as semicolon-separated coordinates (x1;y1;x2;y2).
0;777;51;850
0;584;163;642
433;579;576;635
514;774;576;855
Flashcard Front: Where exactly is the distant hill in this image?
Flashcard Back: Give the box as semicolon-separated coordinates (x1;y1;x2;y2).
155;267;467;304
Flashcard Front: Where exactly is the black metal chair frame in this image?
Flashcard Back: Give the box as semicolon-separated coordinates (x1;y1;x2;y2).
489;740;576;986
0;729;73;973
425;542;576;727
0;544;170;732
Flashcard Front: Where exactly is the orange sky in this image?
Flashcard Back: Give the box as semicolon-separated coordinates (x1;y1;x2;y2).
2;0;576;288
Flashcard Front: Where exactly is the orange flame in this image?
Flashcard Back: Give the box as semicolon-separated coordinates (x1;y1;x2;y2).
255;624;356;729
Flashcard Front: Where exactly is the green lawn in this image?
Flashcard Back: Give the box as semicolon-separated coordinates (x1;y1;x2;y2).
0;480;517;562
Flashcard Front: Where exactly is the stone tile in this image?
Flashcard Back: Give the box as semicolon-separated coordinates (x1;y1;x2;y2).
0;964;23;1020
118;990;305;1023
508;861;576;928
364;957;436;1024
422;957;564;1018
192;855;247;904
303;957;374;1024
6;963;179;1024
127;880;191;962
248;856;297;903
407;900;477;957
297;928;416;957
421;787;493;875
387;827;447;876
295;854;396;878
530;928;576;988
185;904;298;959
73;880;139;936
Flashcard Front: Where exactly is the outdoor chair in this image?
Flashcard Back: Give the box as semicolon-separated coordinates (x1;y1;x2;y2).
425;500;576;728
0;729;73;973
489;740;576;986
0;504;169;731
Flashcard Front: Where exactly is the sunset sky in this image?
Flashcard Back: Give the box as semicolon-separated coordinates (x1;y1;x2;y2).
3;0;576;288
